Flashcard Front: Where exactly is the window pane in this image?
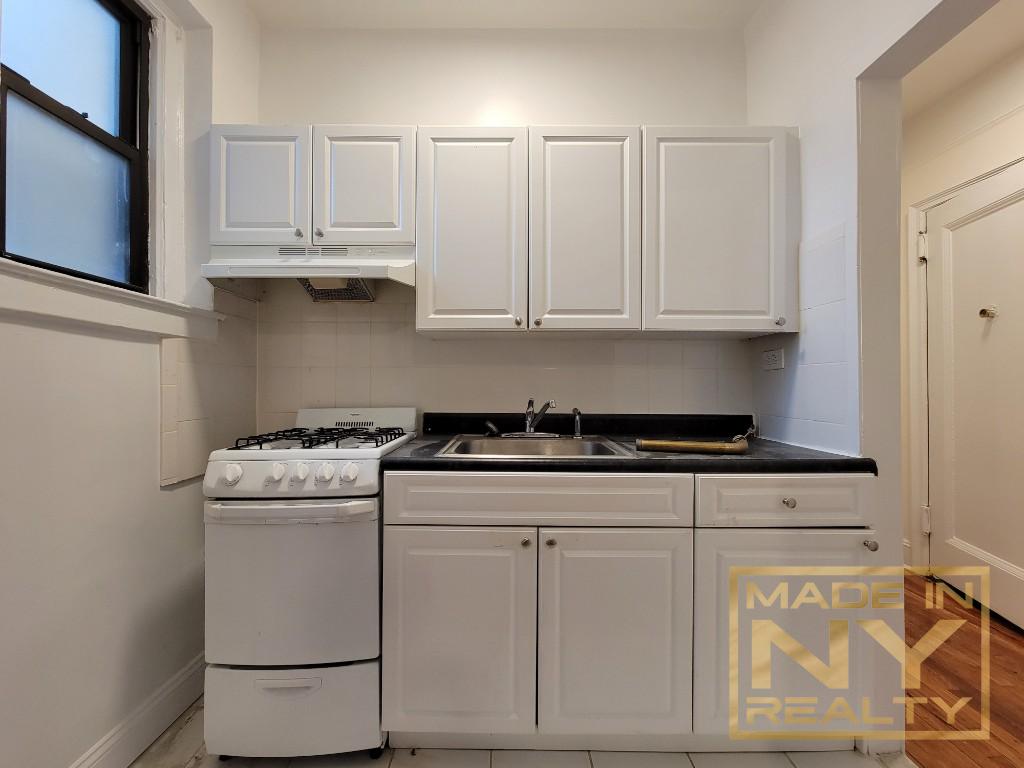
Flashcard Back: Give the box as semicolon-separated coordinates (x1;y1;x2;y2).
1;0;121;135
5;93;131;284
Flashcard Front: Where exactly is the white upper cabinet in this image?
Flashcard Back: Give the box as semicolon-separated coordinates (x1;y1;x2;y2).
529;127;641;330
643;126;797;332
537;528;693;734
312;125;415;245
210;125;312;245
416;127;529;331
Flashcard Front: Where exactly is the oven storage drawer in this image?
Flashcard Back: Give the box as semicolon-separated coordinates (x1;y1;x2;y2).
695;474;873;527
204;661;381;757
383;471;694;526
204;499;380;666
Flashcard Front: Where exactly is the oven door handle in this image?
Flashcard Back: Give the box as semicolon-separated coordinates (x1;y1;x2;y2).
204;498;377;524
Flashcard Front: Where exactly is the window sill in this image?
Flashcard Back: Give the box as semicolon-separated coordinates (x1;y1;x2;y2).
0;258;223;339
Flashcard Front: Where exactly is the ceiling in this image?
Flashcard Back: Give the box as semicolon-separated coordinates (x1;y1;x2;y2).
903;0;1024;117
247;0;765;30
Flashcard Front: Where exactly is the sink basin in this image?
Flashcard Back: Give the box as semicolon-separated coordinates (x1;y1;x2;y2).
437;435;632;459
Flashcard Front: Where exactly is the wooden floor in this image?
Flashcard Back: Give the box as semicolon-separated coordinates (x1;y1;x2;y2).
905;571;1024;768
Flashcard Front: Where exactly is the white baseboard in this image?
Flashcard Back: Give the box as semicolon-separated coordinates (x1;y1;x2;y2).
68;653;204;768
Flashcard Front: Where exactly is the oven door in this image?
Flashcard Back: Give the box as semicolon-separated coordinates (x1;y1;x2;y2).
204;498;379;666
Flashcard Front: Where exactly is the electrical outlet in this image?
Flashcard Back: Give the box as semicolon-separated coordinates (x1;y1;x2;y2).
762;348;785;371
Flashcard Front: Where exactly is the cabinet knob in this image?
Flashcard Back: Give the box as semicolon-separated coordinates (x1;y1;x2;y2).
521;537;531;548
775;317;787;327
315;227;325;238
781;497;797;509
294;228;304;238
863;539;879;552
534;318;542;327
545;538;557;547
514;316;523;327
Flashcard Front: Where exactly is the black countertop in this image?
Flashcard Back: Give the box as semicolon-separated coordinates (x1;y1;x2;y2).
382;413;877;474
383;437;876;475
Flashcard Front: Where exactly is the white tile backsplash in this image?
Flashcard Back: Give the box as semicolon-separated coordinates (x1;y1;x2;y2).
255;280;755;427
159;288;258;485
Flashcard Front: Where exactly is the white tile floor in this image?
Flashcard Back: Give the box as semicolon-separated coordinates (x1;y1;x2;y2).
130;699;905;768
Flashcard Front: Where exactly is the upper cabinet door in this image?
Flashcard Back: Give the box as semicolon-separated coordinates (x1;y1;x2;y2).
416;127;528;331
643;127;797;332
538;528;693;734
529;127;641;330
210;125;312;245
312;125;415;245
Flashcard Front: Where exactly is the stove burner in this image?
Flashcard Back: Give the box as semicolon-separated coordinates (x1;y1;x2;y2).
234;426;406;450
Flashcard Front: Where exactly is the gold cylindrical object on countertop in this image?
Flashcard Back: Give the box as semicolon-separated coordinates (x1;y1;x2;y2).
635;437;749;454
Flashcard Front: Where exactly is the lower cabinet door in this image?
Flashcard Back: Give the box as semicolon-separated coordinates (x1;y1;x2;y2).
692;529;874;736
382;526;537;733
537;528;694;733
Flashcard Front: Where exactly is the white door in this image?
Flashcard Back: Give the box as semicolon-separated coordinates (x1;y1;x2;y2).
312;125;415;245
924;160;1024;628
416;127;528;330
382;526;537;733
537;528;692;734
692;529;877;738
529;127;641;330
210;124;311;245
642;126;797;332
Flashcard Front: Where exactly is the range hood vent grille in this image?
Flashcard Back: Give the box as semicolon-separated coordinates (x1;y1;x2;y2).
298;277;374;302
278;246;350;257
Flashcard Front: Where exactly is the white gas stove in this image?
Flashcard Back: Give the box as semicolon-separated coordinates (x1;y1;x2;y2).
203;407;417;498
202;407;415;760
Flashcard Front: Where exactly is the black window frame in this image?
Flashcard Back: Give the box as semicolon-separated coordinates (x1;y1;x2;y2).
0;0;151;293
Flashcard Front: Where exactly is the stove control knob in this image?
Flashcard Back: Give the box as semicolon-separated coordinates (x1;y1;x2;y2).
293;463;310;483
269;462;287;483
315;462;336;484
223;463;244;486
340;462;360;482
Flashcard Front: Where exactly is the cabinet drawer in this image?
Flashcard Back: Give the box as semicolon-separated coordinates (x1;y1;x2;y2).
384;471;694;526
695;474;872;527
204;662;381;757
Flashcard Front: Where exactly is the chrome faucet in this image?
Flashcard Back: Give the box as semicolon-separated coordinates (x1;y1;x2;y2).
525;398;557;433
572;408;583;438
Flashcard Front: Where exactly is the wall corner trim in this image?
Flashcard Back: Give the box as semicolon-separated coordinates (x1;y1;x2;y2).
67;653;204;768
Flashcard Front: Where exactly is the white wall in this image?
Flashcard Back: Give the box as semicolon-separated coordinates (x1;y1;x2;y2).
900;42;1024;561
743;0;948;456
258;28;746;125
189;0;261;123
903;44;1024;204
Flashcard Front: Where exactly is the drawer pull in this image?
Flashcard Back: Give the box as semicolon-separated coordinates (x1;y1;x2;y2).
521;537;531;548
546;538;557;547
781;497;798;509
255;677;322;693
863;540;879;552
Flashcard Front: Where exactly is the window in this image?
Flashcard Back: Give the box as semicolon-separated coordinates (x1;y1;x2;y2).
1;0;150;292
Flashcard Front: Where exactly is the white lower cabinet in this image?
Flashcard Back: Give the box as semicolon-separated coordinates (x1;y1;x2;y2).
381;526;537;733
537;528;693;734
692;528;875;735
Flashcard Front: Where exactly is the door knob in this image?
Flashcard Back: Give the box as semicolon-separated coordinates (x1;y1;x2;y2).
863;540;879;552
781;497;797;509
545;538;557;547
520;537;531;548
294;227;304;238
979;307;998;319
514;316;523;327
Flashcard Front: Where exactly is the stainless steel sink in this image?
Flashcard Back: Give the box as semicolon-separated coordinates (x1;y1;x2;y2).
437;435;632;459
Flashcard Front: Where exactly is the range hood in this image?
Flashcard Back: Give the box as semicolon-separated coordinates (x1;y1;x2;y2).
201;245;415;287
